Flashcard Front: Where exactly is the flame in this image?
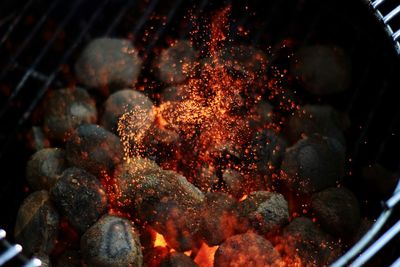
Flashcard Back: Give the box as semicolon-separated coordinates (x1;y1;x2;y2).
194;242;219;267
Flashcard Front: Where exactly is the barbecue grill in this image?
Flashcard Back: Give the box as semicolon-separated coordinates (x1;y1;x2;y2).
0;0;400;266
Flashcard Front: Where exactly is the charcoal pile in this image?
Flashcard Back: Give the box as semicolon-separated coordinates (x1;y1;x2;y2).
16;9;368;266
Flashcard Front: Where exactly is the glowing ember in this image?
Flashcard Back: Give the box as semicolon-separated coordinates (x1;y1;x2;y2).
154;232;168;248
194;242;219;267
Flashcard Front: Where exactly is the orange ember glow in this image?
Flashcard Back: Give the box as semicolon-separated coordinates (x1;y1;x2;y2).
154;232;168;247
194;242;219;267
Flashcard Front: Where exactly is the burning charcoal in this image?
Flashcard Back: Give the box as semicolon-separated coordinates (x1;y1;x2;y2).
34;252;51;267
193;164;219;193
81;215;143;267
282;217;340;266
214;232;281;267
14;191;59;255
26;148;67;190
239;191;289;235
222;169;245;198
248;100;273;129
199;192;244;246
43;87;97;142
284;105;346;144
101;89;154;133
157;40;198;84
114;157;204;251
75;37;142;94
311;187;360;237
66;124;123;178
56;249;82;267
291;45;351;95
245;129;287;174
50;167;108;233
160;252;198;267
281;134;345;194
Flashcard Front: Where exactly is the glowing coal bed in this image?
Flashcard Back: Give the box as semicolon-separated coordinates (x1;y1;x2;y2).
15;6;376;267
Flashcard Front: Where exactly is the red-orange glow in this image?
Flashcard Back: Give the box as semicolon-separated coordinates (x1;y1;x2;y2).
194;242;218;267
239;194;248;201
154;232;168;247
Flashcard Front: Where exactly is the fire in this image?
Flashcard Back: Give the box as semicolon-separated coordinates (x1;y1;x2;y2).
194;242;219;267
154;232;168;247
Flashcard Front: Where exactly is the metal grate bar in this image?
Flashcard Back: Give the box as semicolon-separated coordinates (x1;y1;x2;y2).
0;0;84;119
132;0;160;37
0;0;35;48
145;0;185;52
372;0;387;8
383;4;400;23
0;0;62;82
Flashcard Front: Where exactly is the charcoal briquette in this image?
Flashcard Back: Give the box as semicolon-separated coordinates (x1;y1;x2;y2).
26;148;67;190
101;89;154;133
50;167;108;233
75;37;142;94
56;249;82;267
199;192;244;246
66;124;123;178
311;187;361;237
214;232;281;267
80;215;143;267
43;87;97;142
157;40;198;84
222;169;245;198
282;217;341;266
281;134;345;194
239;191;289;235
14;190;59;255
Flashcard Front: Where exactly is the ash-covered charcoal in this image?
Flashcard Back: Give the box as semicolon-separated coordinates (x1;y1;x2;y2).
75;37;142;94
101;89;154;133
311;187;361;237
50;167;108;233
284;104;346;144
66;124;123;178
222;169;245;198
282;217;340;266
14;190;59;256
199;192;244;246
26;148;67;190
43;87;97;142
56;249;82;267
291;45;351;95
157;40;198;84
80;215;143;267
33;252;51;267
159;252;198;267
245;128;287;174
214;232;282;267
239;191;289;235
281;134;345;195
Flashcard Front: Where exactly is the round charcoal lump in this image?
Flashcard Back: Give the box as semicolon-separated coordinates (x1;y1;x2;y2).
14;191;59;255
157;40;198;84
81;215;143;267
311;187;361;237
292;45;351;95
43;87;97;142
281;134;345;194
101;89;154;133
50;167;108;233
66;124;123;178
75;37;142;92
26;148;67;190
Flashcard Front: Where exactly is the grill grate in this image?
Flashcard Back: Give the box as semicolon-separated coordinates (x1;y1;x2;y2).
0;0;400;266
